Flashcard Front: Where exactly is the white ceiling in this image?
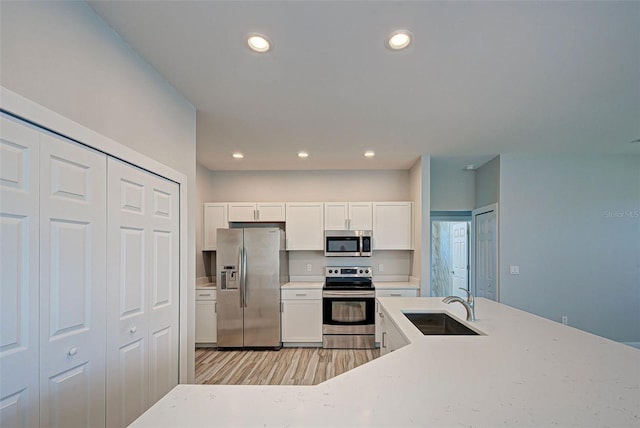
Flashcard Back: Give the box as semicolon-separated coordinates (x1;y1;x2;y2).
88;1;639;171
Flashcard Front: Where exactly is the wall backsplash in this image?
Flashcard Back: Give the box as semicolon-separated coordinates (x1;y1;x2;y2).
288;250;412;281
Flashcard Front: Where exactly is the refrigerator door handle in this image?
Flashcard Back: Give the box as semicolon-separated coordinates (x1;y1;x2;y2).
242;247;248;307
238;248;244;308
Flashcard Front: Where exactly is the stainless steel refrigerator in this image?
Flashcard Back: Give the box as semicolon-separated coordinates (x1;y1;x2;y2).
216;227;288;348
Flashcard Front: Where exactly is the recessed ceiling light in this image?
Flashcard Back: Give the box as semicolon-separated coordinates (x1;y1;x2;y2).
298;151;309;158
247;34;271;53
387;30;412;50
464;165;475;171
364;151;375;158
232;152;244;159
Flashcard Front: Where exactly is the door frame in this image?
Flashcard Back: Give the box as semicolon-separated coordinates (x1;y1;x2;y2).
471;203;500;301
1;86;192;382
429;211;471;297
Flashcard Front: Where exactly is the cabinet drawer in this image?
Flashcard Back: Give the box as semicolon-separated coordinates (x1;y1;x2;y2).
281;288;322;300
196;289;217;301
375;289;418;298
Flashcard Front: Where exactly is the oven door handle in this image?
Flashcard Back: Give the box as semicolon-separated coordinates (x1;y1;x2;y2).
322;290;375;298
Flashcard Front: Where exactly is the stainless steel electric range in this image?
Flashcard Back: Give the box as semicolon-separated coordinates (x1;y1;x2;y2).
322;266;375;349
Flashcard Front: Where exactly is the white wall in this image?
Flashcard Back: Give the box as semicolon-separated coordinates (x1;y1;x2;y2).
475;156;500;208
499;154;640;343
1;1;197;379
207;169;410;201
196;163;216;279
430;158;475;211
410;156;431;295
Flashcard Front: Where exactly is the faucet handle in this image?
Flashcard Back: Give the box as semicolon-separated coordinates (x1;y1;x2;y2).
458;288;474;304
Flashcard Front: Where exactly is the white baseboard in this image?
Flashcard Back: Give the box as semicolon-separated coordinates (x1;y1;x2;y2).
623;342;640;349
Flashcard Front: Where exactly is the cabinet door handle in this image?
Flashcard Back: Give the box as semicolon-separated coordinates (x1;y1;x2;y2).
295;293;307;297
68;347;78;356
280;302;284;313
381;332;387;348
200;293;211;297
129;326;137;334
214;302;217;313
390;293;401;297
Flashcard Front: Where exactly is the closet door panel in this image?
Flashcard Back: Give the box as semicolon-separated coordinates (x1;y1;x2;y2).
106;159;150;427
147;177;179;403
0;115;40;428
39;132;107;428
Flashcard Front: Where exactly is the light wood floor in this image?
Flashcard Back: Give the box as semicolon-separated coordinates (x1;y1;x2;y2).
195;347;380;386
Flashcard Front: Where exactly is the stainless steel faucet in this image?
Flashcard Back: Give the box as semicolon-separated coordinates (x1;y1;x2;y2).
443;288;476;321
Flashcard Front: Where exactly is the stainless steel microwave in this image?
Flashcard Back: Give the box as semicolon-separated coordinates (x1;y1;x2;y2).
324;230;372;257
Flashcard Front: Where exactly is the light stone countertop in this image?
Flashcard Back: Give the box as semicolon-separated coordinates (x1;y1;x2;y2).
280;281;324;290
130;298;640;427
373;281;419;289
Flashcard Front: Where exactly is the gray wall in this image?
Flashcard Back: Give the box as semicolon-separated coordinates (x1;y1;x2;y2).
1;0;197;376
430;158;475;210
475;156;500;208
499;154;640;343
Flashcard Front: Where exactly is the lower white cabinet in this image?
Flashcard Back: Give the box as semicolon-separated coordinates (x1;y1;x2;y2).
375;288;419;344
195;289;217;344
379;305;409;356
281;288;322;344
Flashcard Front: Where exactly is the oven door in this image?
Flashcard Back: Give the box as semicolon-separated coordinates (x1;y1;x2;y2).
322;290;375;334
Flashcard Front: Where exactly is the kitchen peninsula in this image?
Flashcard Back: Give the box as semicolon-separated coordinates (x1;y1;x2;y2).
132;298;639;427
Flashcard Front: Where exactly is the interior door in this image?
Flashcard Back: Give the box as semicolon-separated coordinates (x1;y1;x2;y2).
475;208;498;301
451;222;469;298
106;158;151;427
146;169;180;403
39;131;107;428
0;115;40;428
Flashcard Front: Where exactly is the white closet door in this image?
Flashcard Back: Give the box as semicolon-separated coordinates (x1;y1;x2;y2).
106;158;179;425
146;170;179;403
106;159;151;427
0;115;40;428
39;132;107;428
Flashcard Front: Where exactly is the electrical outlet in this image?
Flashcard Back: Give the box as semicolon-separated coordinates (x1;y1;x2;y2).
378;263;384;272
509;265;520;275
306;263;312;272
561;316;568;325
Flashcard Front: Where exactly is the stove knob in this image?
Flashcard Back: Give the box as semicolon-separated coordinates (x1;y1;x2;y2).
359;270;363;274
328;269;333;274
365;269;369;274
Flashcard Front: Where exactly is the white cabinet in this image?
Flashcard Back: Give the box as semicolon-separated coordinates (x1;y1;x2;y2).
228;202;285;222
324;202;372;230
285;203;324;250
374;288;419;343
203;203;228;250
195;289;217;345
281;288;323;344
378;305;409;356
373;202;413;250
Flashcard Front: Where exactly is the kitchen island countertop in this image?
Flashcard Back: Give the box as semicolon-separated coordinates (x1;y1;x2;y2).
131;297;640;427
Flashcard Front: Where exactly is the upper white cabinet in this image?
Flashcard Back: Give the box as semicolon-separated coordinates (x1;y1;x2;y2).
285;203;324;250
373;202;413;250
228;202;285;222
203;203;228;251
324;202;372;230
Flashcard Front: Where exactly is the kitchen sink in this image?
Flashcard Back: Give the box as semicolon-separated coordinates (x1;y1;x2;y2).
403;312;479;335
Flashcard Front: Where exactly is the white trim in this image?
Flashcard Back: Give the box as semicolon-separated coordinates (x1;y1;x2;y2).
471;202;500;302
1;86;192;383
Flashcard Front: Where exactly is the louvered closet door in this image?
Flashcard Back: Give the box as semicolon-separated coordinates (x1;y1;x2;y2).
106;158;179;427
0;114;40;428
39;132;107;428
